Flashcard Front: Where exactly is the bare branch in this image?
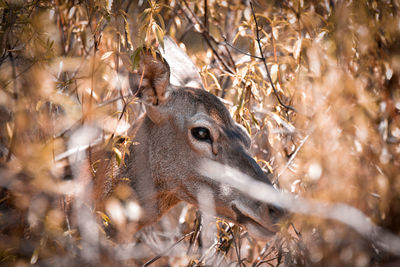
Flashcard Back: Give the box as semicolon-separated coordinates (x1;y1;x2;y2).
277;132;312;178
200;160;400;257
250;1;296;112
142;231;195;267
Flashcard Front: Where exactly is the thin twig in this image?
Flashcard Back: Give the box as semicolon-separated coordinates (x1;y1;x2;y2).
3;61;36;89
142;231;195;267
178;0;235;74
55;0;67;55
188;210;202;254
228;224;243;267
222;37;263;60
6;48;17;162
254;257;279;267
277;132;311;178
250;1;295;112
62;197;77;256
290;222;301;237
270;28;282;85
201;160;400;258
198;240;218;264
203;0;208;31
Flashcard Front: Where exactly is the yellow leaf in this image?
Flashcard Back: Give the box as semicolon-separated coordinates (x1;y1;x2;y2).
120;9;133;50
30;247;39;265
96;211;111;224
156;13;165;30
206;71;222;91
113;147;122;166
293;38;302;60
155;25;164;49
270;64;278;83
101;51;114;60
131;48;142;70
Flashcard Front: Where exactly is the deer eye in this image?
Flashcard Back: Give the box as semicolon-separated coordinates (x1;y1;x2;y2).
191;127;212;143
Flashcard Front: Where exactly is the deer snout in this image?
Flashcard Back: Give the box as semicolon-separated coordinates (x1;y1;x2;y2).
267;202;286;222
231;198;285;239
238;152;287;219
199;157;285;238
232;200;279;239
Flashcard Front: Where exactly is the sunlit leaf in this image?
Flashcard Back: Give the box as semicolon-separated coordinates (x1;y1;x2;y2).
30;247;39;265
113;147;122;166
96;211;111;226
155;25;164;49
250;111;260;130
101;51;114;60
293;38;302;60
156;13;165;30
131;47;142;70
270;64;278;83
120;9;133;50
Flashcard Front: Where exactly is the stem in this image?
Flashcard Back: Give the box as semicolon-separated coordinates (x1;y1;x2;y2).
250;1;295;112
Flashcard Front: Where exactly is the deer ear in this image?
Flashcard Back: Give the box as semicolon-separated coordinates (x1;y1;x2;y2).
129;49;171;124
160;36;204;89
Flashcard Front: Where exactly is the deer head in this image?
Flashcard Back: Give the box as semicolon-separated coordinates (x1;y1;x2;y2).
120;37;283;238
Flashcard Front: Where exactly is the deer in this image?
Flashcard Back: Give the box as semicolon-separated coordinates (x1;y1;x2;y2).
89;36;284;241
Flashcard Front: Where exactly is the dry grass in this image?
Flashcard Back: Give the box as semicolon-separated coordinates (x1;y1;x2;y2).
1;0;400;266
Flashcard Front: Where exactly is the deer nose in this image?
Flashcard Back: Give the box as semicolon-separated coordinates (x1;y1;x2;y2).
268;204;286;222
254;199;286;225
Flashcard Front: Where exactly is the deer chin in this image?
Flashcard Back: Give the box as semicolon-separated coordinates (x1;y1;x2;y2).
243;220;278;240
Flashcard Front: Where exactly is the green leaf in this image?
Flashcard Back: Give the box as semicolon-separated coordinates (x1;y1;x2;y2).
250;111;260;129
96;211;111;226
156;13;165;30
131;47;142;70
113;147;122;166
120;9;133;50
243;117;252;135
155;25;164;50
30;247;39;265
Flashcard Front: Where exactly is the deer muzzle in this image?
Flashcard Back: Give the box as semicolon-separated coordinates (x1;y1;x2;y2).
199;159;286;238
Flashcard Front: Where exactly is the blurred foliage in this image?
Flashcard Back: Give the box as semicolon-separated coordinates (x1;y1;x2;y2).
0;0;400;266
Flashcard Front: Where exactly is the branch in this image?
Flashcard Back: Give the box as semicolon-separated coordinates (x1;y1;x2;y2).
250;1;296;112
222;36;263;60
277;132;311;178
142;231;195;267
178;0;235;74
199;160;400;258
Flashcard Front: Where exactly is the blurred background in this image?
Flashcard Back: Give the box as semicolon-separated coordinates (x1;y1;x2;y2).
0;0;400;266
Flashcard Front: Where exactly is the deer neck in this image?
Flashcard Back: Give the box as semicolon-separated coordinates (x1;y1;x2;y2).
118;116;181;226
